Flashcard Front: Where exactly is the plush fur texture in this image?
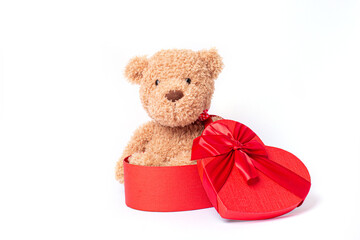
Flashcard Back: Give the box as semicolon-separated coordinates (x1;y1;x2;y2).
115;49;223;183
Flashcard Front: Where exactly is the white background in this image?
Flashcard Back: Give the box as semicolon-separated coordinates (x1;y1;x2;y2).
1;0;360;239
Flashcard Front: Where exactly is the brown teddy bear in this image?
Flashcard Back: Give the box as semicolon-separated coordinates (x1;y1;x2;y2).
115;48;224;183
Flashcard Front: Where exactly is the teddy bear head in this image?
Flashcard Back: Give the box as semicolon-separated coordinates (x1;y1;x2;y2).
124;49;223;127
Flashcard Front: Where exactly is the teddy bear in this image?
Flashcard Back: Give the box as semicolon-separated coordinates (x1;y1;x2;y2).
115;48;224;183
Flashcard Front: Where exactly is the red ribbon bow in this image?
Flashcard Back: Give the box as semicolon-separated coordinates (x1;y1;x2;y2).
191;120;310;208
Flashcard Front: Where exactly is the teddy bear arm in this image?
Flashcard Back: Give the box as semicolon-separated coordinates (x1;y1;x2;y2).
115;122;155;183
123;122;155;157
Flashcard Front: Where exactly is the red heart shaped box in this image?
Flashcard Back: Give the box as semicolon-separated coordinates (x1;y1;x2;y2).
123;120;311;220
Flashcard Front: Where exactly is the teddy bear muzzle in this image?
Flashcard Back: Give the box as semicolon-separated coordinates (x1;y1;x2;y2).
165;90;184;102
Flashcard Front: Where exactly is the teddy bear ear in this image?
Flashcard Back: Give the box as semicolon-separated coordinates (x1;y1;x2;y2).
124;56;149;84
199;48;224;80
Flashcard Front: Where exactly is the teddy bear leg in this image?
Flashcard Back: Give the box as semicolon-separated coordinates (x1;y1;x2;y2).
166;150;195;166
127;152;150;166
127;152;161;166
129;151;172;167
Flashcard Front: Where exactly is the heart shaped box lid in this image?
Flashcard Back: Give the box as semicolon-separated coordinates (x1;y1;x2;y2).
191;119;311;220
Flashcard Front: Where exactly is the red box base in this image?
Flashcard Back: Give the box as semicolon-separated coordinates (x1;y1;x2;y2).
123;157;212;212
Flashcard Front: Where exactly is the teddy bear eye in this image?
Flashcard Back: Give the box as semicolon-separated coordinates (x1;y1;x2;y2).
155;80;160;86
186;78;191;84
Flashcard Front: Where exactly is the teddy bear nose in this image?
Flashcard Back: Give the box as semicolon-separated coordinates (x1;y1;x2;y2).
165;90;184;102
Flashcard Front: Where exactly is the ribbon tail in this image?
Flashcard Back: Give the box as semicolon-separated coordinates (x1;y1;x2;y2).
202;152;235;209
252;156;311;200
204;151;235;192
234;150;259;185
